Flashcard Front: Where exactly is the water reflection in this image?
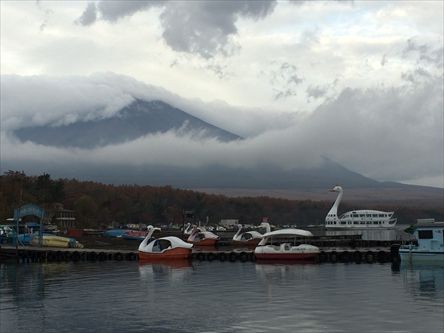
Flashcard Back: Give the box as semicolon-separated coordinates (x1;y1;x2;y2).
255;262;318;282
138;260;193;283
398;264;444;299
1;262;443;333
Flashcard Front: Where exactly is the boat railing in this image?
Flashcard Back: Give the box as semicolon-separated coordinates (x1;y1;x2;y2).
388;218;397;225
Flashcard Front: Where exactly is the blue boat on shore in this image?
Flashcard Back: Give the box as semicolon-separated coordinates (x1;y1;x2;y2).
399;219;444;266
103;229;128;238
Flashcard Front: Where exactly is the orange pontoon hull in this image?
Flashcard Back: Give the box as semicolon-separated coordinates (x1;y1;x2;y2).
138;247;192;261
189;238;218;246
232;239;261;248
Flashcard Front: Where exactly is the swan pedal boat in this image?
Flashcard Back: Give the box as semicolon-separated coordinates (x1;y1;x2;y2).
232;224;263;247
254;229;319;261
187;226;219;246
138;227;193;261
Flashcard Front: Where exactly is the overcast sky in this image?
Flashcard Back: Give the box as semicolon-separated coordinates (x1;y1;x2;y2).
1;0;443;187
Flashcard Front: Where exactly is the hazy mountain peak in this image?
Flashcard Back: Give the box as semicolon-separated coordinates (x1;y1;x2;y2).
14;99;242;148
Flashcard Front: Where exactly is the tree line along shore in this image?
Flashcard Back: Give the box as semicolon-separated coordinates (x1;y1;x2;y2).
1;171;442;229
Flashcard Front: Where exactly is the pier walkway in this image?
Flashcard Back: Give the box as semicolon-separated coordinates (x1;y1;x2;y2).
0;243;400;264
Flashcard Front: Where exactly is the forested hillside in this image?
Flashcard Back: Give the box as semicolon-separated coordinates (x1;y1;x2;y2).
1;171;442;228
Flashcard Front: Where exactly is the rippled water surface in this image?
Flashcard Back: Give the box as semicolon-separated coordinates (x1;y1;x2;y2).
1;261;443;333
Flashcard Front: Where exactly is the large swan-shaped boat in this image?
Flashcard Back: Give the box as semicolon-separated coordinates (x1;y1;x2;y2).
138;226;193;261
325;185;397;229
254;228;319;261
232;224;265;246
187;225;219;246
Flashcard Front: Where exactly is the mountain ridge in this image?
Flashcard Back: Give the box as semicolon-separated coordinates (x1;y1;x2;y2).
14;99;242;148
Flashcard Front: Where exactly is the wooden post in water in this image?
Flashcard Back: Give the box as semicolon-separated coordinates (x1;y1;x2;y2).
14;208;19;263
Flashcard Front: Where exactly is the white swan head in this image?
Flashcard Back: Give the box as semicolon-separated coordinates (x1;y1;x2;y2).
259;222;271;233
330;185;343;192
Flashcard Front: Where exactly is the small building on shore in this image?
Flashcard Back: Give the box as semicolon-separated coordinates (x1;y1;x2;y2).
220;219;239;229
54;207;76;230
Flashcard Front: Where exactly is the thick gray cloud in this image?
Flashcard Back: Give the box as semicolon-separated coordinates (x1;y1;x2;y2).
77;0;277;58
97;0;163;21
1;73;442;186
76;2;97;26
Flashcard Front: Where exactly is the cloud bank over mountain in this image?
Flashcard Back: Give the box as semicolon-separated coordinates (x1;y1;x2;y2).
1;73;442;187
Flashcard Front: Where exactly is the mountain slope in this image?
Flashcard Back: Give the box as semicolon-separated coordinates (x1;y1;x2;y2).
14;99;242;148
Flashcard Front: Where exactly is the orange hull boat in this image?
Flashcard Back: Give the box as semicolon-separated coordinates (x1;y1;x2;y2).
232;239;261;248
189;238;218;246
138;247;192;261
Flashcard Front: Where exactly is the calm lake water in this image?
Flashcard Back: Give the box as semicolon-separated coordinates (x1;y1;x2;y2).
1;261;443;333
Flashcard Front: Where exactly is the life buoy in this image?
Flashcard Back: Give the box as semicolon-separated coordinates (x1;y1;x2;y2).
88;252;97;261
46;251;55;262
196;253;205;261
113;252;123;261
330;252;338;263
353;251;362;264
340;252;350;263
377;251;386;263
71;251;80;262
229;252;237;262
365;252;374;263
206;253;215;261
219;253;227;262
239;252;248;262
98;252;107;261
56;251;64;262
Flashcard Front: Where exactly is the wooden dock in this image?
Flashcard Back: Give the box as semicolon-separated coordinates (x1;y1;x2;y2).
0;244;401;264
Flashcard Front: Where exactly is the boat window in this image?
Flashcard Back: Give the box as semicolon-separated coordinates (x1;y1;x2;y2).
152;240;161;252
341;222;346;225
359;214;365;217
360;222;366;224
418;230;433;239
353;222;359;224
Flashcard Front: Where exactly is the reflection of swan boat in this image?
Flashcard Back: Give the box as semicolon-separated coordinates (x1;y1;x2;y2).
138;226;193;261
254;229;319;261
187;225;219;246
399;219;444;266
232;224;263;247
139;260;192;270
138;261;193;282
325;186;397;229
